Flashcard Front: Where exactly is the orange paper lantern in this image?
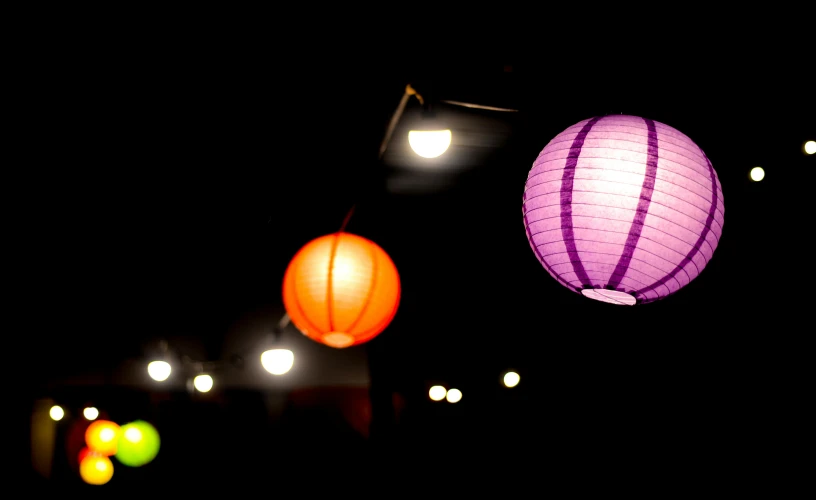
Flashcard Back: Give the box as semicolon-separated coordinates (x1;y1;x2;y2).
283;232;400;348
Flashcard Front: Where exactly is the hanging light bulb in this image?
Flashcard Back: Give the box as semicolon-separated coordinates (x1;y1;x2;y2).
193;374;213;393
261;349;294;375
147;360;171;381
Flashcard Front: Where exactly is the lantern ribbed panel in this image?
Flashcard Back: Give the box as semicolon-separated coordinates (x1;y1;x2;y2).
522;115;724;305
283;232;400;347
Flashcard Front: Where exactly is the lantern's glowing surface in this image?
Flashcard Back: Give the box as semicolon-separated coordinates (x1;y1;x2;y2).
85;420;121;456
80;454;114;485
283;232;400;348
522;115;724;304
115;420;160;467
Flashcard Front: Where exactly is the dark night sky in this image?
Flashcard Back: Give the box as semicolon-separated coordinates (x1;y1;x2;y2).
20;14;813;489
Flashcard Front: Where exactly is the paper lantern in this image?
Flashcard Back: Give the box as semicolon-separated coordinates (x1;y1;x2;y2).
85;420;120;456
80;454;114;485
283;232;400;348
115;420;160;467
522;115;724;305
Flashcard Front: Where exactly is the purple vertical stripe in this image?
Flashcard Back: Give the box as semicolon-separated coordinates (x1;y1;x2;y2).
633;151;720;300
607;118;659;290
522;191;575;290
560;117;602;287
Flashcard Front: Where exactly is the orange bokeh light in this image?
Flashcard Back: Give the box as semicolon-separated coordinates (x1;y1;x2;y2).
85;420;121;456
283;232;400;348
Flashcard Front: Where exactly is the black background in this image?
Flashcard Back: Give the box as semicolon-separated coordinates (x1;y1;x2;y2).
18;10;813;493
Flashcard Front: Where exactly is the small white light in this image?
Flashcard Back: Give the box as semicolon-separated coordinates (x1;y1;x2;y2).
49;405;64;421
749;166;765;182
503;371;520;388
83;407;99;420
261;349;294;375
147;360;171;381
804;140;816;155
446;388;462;403
429;385;447;401
193;374;213;393
408;129;452;158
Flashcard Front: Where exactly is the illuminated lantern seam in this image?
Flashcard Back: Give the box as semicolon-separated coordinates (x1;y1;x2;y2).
283;232;401;348
522;115;724;305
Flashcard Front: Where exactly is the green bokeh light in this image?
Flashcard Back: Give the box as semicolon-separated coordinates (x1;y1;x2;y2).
114;420;160;467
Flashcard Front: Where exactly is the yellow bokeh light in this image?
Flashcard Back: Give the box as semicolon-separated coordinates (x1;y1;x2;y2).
805;141;816;155
147;360;171;381
194;374;213;392
83;407;99;420
85;420;121;456
80;454;114;485
750;166;765;182
429;385;447;401
49;405;64;421
446;388;462;403
503;371;520;388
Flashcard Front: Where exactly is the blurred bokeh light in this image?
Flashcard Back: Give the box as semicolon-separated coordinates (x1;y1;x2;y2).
261;349;294;375
503;371;520;388
446;388;462;403
804;140;815;155
49;405;64;421
147;360;171;381
115;420;161;467
85;420;121;456
193;374;213;392
79;454;114;485
83;407;99;420
750;166;765;182
429;385;447;401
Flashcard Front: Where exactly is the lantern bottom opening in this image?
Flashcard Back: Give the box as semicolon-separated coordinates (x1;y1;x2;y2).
581;288;637;306
323;332;355;348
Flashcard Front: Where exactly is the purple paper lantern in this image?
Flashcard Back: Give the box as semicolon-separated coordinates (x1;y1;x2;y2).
522;115;724;305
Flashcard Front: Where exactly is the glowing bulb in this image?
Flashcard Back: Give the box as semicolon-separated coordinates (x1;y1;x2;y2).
261;349;294;375
429;385;447;401
193;374;213;392
83;407;99;420
446;388;462;403
805;141;816;155
503;371;520;388
147;360;171;381
408;129;452;158
49;405;64;421
750;166;765;182
85;420;121;456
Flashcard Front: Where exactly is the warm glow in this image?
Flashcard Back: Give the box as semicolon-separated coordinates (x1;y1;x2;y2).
79;454;114;485
261;349;294;375
408;129;452;158
750;166;765;182
147;360;171;381
805;141;816;155
446;388;462;403
429;385;447;401
85;420;121;456
283;232;401;349
49;405;64;421
194;374;213;392
503;372;520;388
115;420;160;467
83;407;99;420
